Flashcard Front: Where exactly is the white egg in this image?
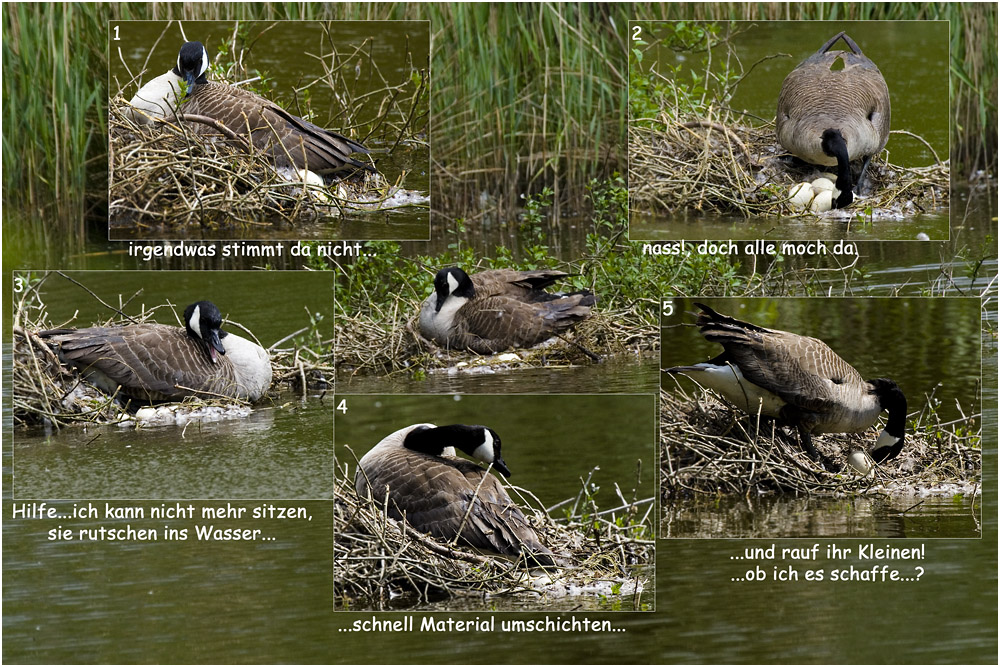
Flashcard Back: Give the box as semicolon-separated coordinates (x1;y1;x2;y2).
789;182;813;210
810;177;836;192
810;189;833;212
847;450;874;476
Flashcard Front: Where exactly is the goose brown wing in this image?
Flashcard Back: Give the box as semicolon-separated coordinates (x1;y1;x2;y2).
42;325;240;401
709;326;864;413
454;294;593;353
471;270;578;302
357;451;552;561
183;83;370;174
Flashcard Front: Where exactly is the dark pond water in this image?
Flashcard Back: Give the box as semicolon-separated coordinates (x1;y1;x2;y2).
109;19;430;241
630;20;951;241
16;270;334;352
336;353;660;395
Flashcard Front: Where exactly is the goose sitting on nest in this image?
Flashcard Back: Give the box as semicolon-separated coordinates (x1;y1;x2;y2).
355;423;557;566
39;300;272;404
418;267;597;355
127;41;373;181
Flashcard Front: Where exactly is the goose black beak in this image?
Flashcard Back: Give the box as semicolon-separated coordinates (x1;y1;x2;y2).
493;455;512;478
208;329;226;363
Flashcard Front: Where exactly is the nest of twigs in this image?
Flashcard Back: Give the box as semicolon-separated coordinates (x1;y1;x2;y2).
660;385;981;501
108;100;387;232
630;111;950;218
12;276;333;429
334;460;654;609
335;294;658;378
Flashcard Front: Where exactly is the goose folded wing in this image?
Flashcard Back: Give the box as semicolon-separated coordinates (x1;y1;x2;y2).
719;332;862;413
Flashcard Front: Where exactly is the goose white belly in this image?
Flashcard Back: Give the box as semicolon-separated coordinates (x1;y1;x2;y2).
418;293;468;343
807;386;882;434
221;333;272;401
127;71;184;124
681;363;787;417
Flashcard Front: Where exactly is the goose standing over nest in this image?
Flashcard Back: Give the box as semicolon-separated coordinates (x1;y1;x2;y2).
127;41;373;178
39;301;272;404
418;267;597;355
776;31;890;209
664;303;906;473
355;423;557;566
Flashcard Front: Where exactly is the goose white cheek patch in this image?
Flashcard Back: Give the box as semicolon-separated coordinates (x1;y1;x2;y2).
473;430;495;463
875;429;899;449
188;304;203;339
446;272;460;295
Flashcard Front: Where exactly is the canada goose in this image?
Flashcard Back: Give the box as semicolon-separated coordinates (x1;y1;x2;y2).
664;303;906;471
776;31;890;209
355;423;556;566
128;41;372;177
39;300;272;403
418;267;596;354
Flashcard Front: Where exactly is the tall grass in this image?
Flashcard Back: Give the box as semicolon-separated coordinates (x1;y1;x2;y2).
2;3;107;249
424;3;627;219
1;3;996;267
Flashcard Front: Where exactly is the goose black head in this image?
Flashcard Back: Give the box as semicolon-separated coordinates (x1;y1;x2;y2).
868;377;907;463
405;424;511;478
173;41;209;91
184;300;227;364
433;267;476;312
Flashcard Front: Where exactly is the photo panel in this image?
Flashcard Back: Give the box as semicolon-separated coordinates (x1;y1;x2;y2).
334;393;656;611
659;297;981;538
109;19;430;241
11;270;335;499
628;20;950;241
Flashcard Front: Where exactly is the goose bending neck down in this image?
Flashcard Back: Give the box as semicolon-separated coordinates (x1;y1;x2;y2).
127;41;373;178
664;303;906;473
355;423;556;566
418;267;597;354
777;31;890;209
39;300;272;404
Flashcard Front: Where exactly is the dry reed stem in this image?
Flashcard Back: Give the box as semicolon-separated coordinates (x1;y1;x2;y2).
334;458;654;608
630;112;950;218
660;385;981;501
13;275;333;428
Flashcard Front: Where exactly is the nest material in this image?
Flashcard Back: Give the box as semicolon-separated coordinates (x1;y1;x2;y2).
334;460;654;609
12;277;333;429
660;386;981;501
629;114;950;218
108;100;389;232
335;294;658;377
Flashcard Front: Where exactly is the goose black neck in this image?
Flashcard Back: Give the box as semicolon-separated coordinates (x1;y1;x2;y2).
404;424;479;456
871;378;907;437
821;129;854;208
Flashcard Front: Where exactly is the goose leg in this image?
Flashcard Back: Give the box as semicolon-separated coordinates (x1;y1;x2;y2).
796;427;842;473
855;155;874;195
